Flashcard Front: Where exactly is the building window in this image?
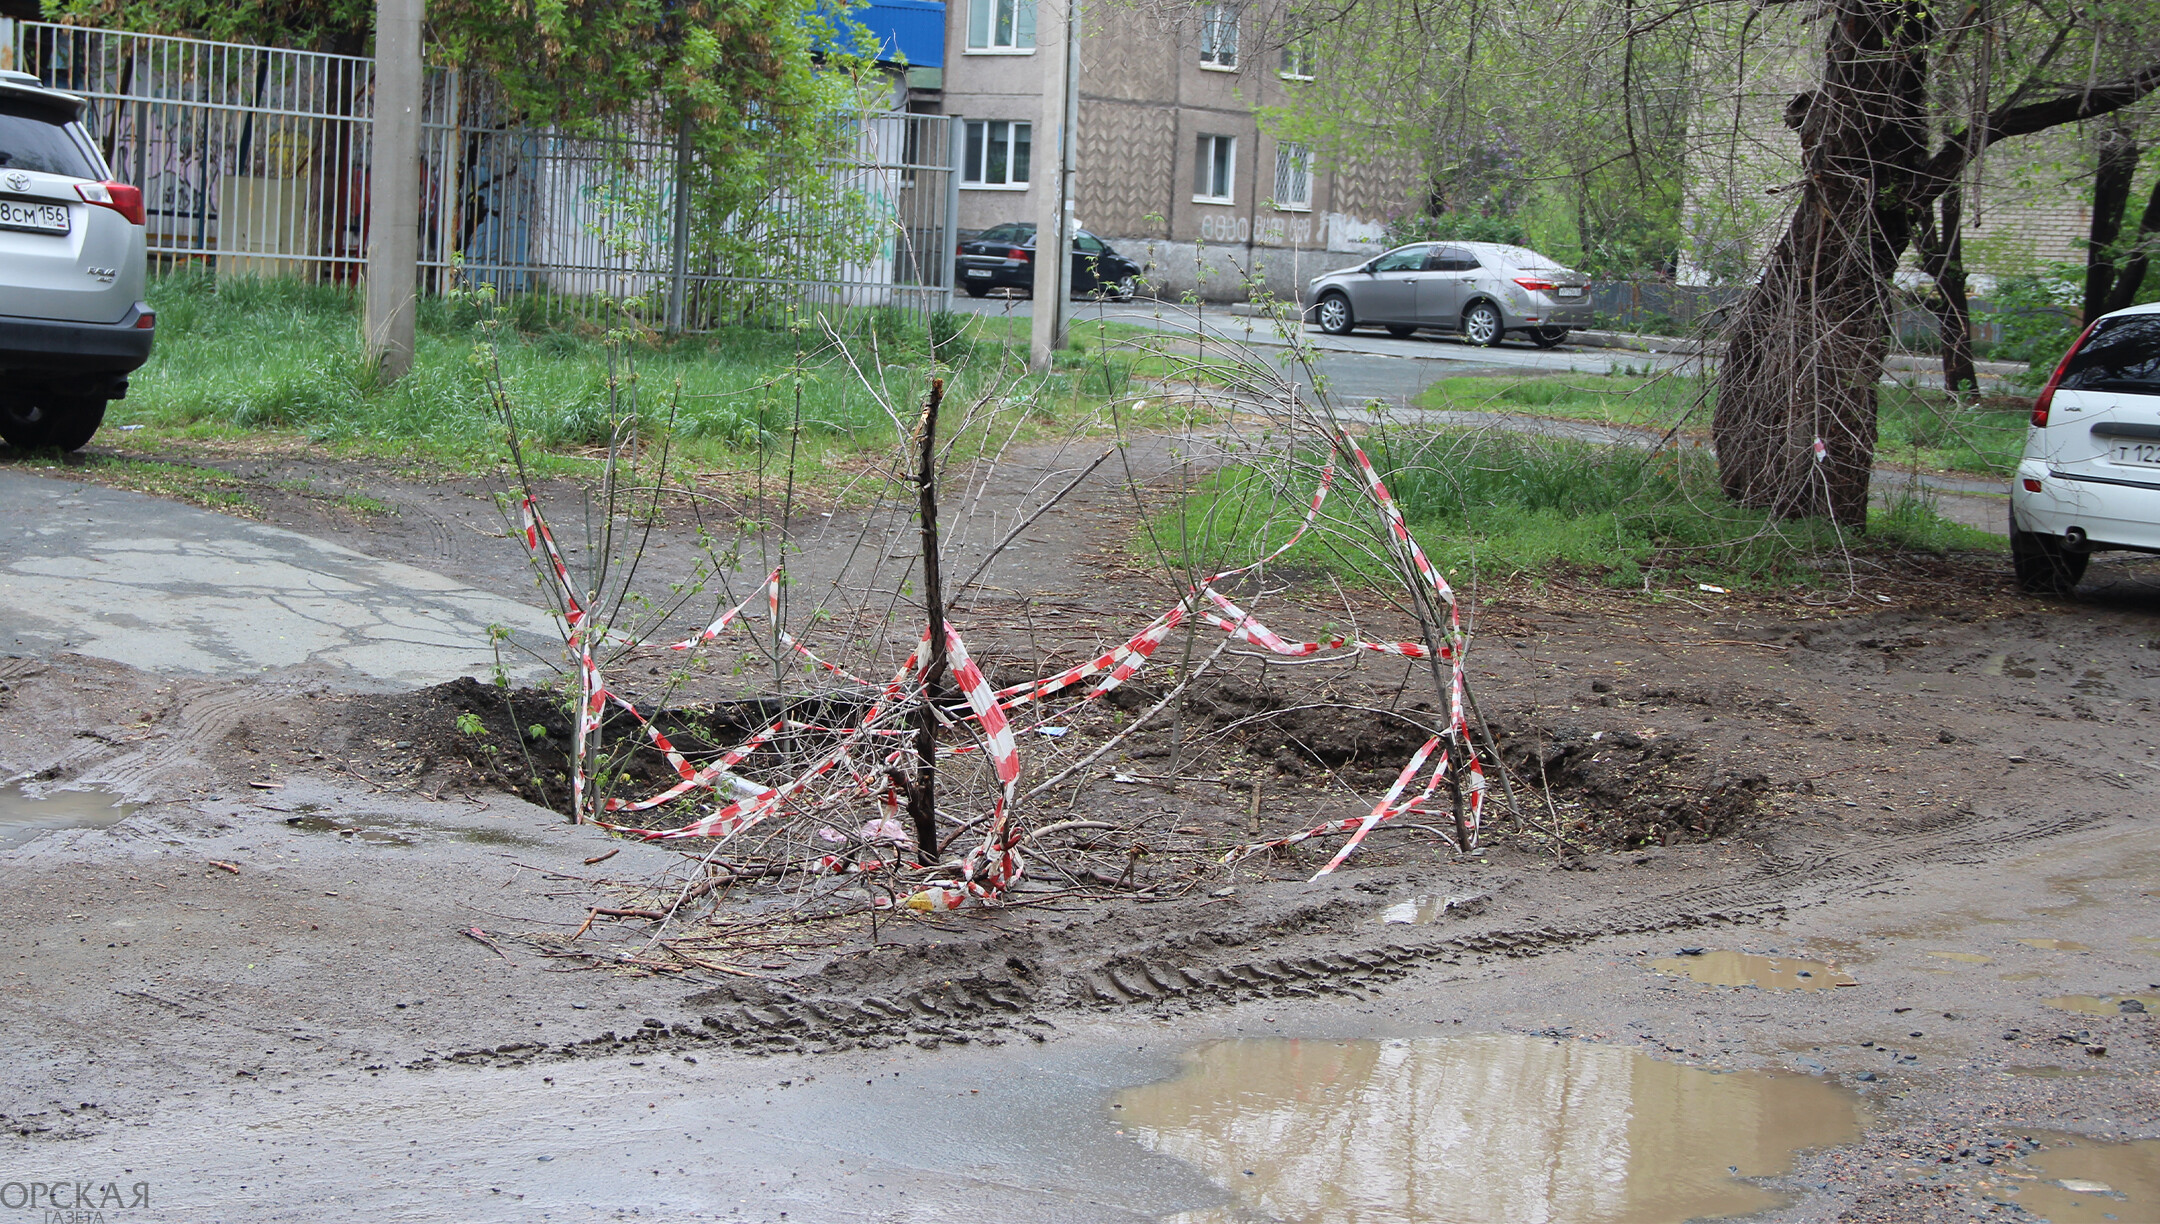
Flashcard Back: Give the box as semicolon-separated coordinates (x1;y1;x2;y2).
1271;142;1311;210
1194;133;1235;201
1279;37;1315;79
963;120;1032;187
1198;4;1239;69
967;0;1035;51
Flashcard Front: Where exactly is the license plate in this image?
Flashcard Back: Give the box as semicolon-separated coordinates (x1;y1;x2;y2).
965;268;992;278
2109;439;2160;468
1555;287;1583;299
0;198;70;235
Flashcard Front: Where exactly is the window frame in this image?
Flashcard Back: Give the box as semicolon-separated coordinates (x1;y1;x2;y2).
1197;3;1240;70
1278;37;1315;80
962;119;1034;190
965;0;1037;53
1193;132;1237;203
1270;141;1312;211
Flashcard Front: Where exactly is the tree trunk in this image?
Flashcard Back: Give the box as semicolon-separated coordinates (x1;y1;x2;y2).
1712;0;1932;526
1916;182;1977;393
2102;175;2160;315
2085;126;2139;324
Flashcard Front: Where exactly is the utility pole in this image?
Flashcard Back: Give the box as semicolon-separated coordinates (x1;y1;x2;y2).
1028;0;1079;371
364;0;423;383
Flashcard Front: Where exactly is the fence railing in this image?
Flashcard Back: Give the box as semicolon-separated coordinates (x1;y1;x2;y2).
2;19;959;327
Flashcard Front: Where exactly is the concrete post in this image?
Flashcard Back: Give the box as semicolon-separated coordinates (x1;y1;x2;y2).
364;0;423;383
1028;0;1078;371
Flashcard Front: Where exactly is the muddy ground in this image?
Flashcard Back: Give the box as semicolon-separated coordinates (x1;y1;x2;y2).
2;445;2158;1222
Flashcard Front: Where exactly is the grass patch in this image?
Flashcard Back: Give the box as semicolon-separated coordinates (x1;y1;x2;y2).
27;455;261;514
1159;430;2003;594
1412;370;2029;477
111;272;1185;485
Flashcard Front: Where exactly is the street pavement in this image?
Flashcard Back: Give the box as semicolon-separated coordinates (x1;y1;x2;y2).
0;473;557;688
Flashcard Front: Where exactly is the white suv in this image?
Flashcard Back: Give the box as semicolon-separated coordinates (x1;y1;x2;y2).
0;68;153;451
2011;302;2160;593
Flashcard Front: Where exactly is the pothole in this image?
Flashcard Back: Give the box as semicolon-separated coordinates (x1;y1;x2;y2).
0;784;135;851
1114;1033;1863;1224
1651;949;1857;990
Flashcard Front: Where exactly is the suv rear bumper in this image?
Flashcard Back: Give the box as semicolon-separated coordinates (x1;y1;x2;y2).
0;302;155;380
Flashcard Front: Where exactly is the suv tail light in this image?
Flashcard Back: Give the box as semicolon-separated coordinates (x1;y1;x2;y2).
2033;319;2100;427
75;181;145;226
1513;277;1556;292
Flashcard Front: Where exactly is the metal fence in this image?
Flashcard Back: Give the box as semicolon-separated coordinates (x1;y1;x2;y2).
1;19;960;326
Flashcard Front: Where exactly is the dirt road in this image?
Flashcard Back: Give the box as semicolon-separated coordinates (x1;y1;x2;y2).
1;448;2156;1223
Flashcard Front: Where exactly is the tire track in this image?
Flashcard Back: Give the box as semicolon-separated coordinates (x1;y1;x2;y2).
421;804;2110;1070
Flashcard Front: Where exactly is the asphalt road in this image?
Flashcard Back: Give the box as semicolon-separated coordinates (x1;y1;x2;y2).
0;473;557;688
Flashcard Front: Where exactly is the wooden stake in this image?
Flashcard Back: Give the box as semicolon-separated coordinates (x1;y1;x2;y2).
909;379;949;858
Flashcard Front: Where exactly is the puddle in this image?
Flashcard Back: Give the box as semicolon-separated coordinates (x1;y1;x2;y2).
2018;938;2092;952
1928;951;1993;964
1377;895;1470;925
1980;1133;2160;1223
1115;1034;1862;1224
2044;993;2160;1016
1650;950;1857;990
0;784;135;851
284;813;541;848
285;815;417;846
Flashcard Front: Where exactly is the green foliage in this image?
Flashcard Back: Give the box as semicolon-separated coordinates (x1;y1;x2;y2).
454;712;487;736
1985;273;2084;374
1413;370;2026;477
43;0;371;51
113;272;1165;474
1166;430;2001;593
1385;213;1530;248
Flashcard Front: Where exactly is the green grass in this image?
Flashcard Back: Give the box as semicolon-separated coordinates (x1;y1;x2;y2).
1412;371;2029;478
1159;430;2004;594
110;272;1184;481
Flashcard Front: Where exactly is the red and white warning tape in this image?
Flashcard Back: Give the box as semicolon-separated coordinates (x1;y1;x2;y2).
516;427;1489;910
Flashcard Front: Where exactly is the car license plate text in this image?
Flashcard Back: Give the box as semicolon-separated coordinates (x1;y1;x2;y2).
0;198;70;235
2109;440;2160;468
1555;287;1583;299
965;268;992;277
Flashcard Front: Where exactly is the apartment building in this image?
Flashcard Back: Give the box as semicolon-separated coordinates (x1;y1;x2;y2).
929;0;1422;301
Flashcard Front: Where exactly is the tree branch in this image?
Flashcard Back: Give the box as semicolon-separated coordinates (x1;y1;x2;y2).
1918;60;2160;200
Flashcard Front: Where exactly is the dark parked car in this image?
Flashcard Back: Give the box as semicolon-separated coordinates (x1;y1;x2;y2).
957;223;1140;300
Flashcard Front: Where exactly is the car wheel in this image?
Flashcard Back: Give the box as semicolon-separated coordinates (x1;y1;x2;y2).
1316;293;1354;335
963;283;989;299
1109;275;1137;302
1530;327;1569;349
2009;511;2088;595
1385;323;1418;338
0;395;105;452
1462;301;1504;347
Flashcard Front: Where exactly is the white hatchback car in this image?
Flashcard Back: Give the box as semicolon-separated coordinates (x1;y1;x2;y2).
0;68;153;451
2010;302;2160;593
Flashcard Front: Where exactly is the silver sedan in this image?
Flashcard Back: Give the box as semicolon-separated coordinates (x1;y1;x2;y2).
1305;241;1592;348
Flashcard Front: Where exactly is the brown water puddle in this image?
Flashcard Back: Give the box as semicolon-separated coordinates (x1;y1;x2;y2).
285;813;541;848
1979;1133;2160;1223
2044;993;2160;1016
1651;950;1857;990
2018;938;2092;952
0;784;135;851
1116;1034;1862;1224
